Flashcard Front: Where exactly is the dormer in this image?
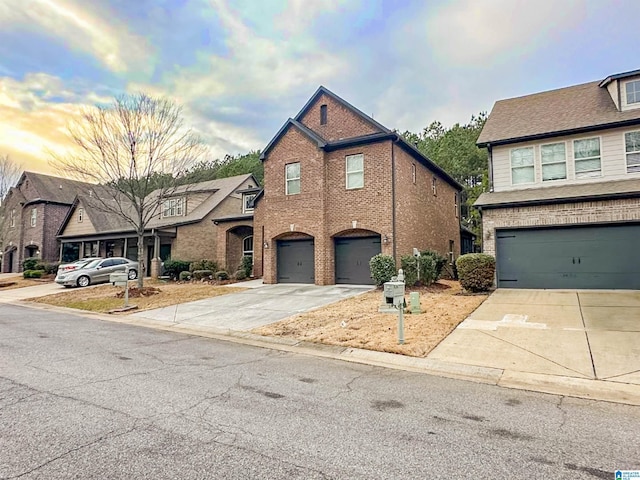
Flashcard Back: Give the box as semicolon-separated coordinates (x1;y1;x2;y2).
600;69;640;112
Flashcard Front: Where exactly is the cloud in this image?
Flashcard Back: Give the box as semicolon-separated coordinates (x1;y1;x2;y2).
0;0;152;73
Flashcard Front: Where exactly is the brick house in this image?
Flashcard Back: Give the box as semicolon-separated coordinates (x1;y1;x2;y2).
475;69;640;289
1;171;91;273
253;86;463;285
56;174;258;276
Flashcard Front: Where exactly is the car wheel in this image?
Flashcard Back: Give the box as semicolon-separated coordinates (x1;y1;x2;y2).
77;276;90;288
128;269;137;280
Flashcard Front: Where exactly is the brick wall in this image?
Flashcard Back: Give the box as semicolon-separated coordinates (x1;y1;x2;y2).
43;204;69;263
482;198;640;256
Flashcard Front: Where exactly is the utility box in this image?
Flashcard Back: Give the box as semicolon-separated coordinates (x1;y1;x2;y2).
383;281;405;307
110;272;128;286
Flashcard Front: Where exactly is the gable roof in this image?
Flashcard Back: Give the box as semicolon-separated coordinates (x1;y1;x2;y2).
58;174;256;237
259;118;327;160
17;171;93;205
477;79;640;147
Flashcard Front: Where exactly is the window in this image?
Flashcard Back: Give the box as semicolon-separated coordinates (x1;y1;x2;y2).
511;147;535;184
10;208;15;227
432;176;437;195
243;235;253;258
573;138;601;178
411;163;416;184
30;208;37;227
454;193;459;218
320;104;327;125
625;131;640;173
626;80;640;105
78;207;84;223
162;198;184;217
541;142;567;181
285;162;300;195
346;154;364;189
243;193;256;213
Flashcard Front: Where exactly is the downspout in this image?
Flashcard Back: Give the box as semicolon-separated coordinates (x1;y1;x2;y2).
391;138;397;262
487;144;494;192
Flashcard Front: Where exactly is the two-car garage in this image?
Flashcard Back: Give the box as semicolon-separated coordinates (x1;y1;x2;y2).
496;224;640;289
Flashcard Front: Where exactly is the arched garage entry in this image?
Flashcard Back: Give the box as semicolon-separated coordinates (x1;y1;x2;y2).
334;229;381;284
276;233;314;283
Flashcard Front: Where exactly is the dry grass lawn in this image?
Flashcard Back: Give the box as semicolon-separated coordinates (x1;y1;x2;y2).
253;280;488;357
0;276;53;290
30;280;245;314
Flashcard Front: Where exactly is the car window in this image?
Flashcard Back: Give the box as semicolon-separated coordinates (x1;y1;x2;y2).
112;258;126;265
101;259;115;268
82;259;102;269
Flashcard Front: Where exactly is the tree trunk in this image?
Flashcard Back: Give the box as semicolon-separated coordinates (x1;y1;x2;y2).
137;232;144;289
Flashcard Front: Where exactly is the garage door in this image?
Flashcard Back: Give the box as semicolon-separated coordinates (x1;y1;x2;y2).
335;236;381;284
277;239;315;283
496;224;640;289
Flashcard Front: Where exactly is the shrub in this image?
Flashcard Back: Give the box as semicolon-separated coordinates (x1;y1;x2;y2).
234;269;247;281
215;270;229;280
42;262;59;275
23;270;45;279
401;254;437;287
189;259;218;272
240;255;253;278
400;255;419;287
456;253;495;292
22;257;39;271
420;249;447;280
192;269;214;280
179;271;192;281
369;254;396;286
164;259;191;280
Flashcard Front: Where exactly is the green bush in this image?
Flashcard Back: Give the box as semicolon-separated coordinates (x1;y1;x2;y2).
215;270;229;280
401;254;437;287
234;269;247;281
23;269;45;279
42;262;59;275
240;255;253;277
179;271;192;281
164;259;191;279
189;259;218;272
420;249;447;280
22;257;39;271
192;269;213;280
369;254;396;286
400;255;419;287
456;253;495;292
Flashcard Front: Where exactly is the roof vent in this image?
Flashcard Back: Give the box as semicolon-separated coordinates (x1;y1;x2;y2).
59;185;62;189
89;190;93;197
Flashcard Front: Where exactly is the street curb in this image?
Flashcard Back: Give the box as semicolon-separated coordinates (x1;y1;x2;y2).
13;300;640;406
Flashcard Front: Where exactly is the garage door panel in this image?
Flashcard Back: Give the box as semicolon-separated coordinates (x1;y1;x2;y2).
277;239;314;283
335;236;381;285
496;225;640;289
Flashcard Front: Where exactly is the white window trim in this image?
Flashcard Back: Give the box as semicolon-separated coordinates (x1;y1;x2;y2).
411;163;416;184
573;136;602;178
78;207;84;223
540;141;567;182
242;193;256;213
10;208;15;228
454;193;458;218
432;176;437;196
625;79;640;106
345;154;364;190
285;162;301;195
30;208;37;227
510;146;536;185
624;130;640;174
243;235;253;257
162;197;185;218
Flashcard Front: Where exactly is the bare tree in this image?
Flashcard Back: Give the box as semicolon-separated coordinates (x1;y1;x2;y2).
0;154;22;257
52;93;207;287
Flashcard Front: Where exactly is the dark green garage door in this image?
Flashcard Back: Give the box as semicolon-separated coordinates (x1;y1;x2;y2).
496;224;640;289
277;239;315;283
335;236;381;284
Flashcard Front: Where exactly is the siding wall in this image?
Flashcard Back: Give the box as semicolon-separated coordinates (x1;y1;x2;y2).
492;125;640;191
60;201;97;236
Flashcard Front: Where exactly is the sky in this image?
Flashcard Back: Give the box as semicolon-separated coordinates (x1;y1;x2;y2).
1;0;639;174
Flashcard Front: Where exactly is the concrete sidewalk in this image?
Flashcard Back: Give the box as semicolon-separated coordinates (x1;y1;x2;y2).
0;282;68;303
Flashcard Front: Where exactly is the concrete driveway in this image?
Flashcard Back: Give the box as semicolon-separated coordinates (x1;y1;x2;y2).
132;283;373;331
0;281;68;303
428;289;640;387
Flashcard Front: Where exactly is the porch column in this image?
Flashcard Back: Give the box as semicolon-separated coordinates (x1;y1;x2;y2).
96;240;100;257
80;241;85;259
123;238;128;259
59;243;63;262
150;233;161;278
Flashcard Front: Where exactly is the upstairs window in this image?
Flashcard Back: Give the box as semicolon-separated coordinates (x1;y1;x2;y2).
541;142;567;181
320;104;327;125
162;198;184;218
574;138;601;178
454;193;459;218
285;162;301;195
411;163;416;184
30;208;37;227
626;80;640;105
243;193;256;213
625;131;640;173
511;147;535;184
432;176;437;195
10;208;15;227
346;154;364;189
78;207;84;223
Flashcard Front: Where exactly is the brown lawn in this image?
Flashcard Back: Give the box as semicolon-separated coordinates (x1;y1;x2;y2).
253;280;488;357
29;280;245;314
0;275;54;290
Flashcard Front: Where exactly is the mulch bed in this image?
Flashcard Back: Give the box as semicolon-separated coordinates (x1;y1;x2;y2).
115;286;161;298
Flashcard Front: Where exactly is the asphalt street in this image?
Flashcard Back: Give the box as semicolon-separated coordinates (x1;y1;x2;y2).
1;304;639;479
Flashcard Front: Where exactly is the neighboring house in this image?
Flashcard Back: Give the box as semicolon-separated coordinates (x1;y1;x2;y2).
56;174;258;275
1;171;91;273
253;86;463;285
475;69;640;289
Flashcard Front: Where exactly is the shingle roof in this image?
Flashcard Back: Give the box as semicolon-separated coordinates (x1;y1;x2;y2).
477;80;640;146
19;171;93;204
474;178;640;208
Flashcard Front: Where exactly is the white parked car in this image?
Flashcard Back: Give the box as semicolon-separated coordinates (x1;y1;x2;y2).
55;257;138;288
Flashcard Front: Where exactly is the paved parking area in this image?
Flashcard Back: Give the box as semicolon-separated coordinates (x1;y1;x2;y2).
131;283;373;331
428;289;640;386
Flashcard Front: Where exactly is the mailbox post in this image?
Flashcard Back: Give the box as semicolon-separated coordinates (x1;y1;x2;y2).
383;271;406;345
110;267;130;308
